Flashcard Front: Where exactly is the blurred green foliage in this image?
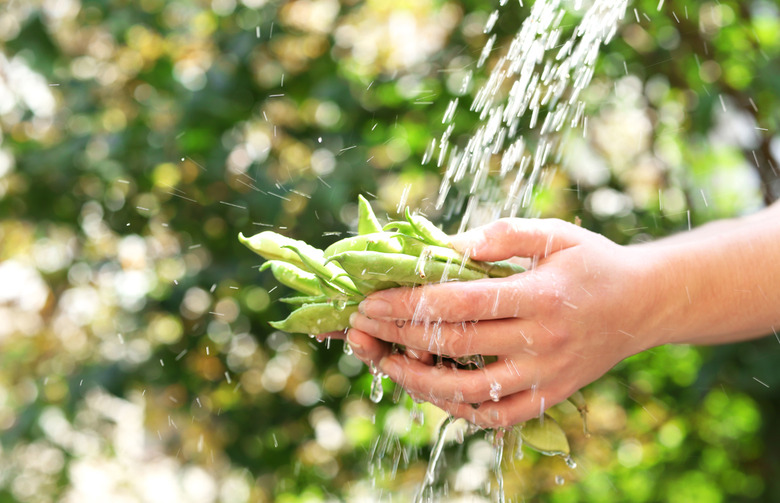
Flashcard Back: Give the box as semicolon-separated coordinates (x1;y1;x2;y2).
0;0;778;501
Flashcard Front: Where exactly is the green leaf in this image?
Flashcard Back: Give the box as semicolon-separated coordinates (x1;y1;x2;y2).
518;414;570;456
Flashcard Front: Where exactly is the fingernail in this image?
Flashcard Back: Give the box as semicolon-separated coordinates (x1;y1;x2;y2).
348;312;358;327
359;298;392;318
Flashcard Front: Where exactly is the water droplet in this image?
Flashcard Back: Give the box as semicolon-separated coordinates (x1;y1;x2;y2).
489;381;502;402
343;342;353;355
564;455;577;469
414;417;455;503
455;426;464;444
484;9;499;33
410;404;424;424
555;475;565;486
369;373;384;403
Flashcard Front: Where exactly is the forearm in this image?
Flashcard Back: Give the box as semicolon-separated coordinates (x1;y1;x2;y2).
643;201;780;247
641;204;780;346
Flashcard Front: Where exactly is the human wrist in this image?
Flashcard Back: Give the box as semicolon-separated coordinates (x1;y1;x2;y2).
636;222;779;346
619;238;713;349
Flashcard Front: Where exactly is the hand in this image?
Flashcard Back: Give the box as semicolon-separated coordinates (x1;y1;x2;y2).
346;218;667;428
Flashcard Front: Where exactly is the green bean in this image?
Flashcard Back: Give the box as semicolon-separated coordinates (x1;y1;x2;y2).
278;295;330;305
387;232;427;256
382;221;418;236
323;232;403;257
327;250;488;284
418;244;526;278
283;244;364;297
241;197;523;342
405;208;450;247
370;236;524;278
259;260;323;296
357;194;383;235
350;277;402;295
239;231;324;270
269;302;359;335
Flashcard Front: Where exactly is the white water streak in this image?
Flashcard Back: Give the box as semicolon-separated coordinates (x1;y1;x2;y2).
435;0;628;229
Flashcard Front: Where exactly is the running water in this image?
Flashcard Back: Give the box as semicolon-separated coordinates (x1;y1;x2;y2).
414;417;456;503
397;0;627;500
434;0;629;231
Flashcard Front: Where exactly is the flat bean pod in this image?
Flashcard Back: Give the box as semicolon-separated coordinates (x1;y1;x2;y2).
269;302;359;335
283;244;364;297
357;194;383;235
382;221;418;237
278;295;330;305
323;232;403;257
418;244;526;278
239;231;324;270
405;208;450;247
259;260;323;296
327;250;488;284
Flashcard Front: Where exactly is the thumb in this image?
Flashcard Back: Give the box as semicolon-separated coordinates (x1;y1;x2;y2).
449;218;588;262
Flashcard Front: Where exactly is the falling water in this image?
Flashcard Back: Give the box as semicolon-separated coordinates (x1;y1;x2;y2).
414;417;456;503
434;0;629;230
369;362;385;403
393;0;629;499
491;429;507;503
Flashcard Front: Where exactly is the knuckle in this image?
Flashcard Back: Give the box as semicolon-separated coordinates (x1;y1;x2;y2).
542;326;569;352
490;218;527;243
490;218;517;236
535;286;565;316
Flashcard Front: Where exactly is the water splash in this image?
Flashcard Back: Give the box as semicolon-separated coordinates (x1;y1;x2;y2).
491;429;506;503
434;0;629;229
414;417;455;503
489;381;502;402
370;372;385;403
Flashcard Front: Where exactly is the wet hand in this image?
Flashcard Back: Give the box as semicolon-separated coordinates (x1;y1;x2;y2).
346;218;665;428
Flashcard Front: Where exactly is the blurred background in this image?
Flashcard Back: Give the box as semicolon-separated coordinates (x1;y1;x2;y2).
1;0;779;501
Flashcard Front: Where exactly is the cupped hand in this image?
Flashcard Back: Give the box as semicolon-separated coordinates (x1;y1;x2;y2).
346;218;668;428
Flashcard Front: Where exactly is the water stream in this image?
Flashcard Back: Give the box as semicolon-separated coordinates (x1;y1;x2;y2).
434;0;629;229
392;0;629;499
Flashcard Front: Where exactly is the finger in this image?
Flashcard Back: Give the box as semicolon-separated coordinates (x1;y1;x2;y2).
450;218;590;262
317;330;347;342
350;313;535;357
346;328;392;367
378;353;533;404
347;328;435;368
403;347;435;365
359;274;541;322
430;389;549;429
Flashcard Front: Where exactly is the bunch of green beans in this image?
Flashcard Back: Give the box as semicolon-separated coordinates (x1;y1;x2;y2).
239;195;525;336
238;195;586;455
